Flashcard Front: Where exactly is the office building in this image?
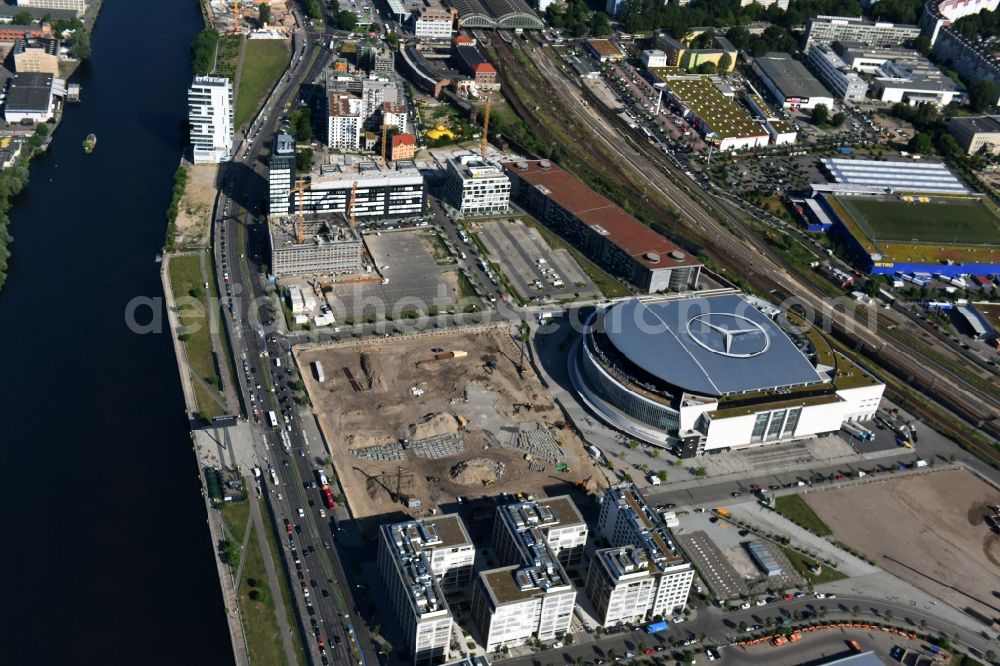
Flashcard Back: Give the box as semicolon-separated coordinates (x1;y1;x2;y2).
807;44;868;102
327;92;363;151
444;154;510;215
570;294;885;455
472;497;584;651
948;115;1000;155
269;219;364;277
504;159;703;293
870;58;963;106
3;71;61;124
282;159;426;219
268;132;296;218
752;53;834;111
188;76;233;164
379;515;475;665
16;0;87;15
803;15;920;50
414;8;455;39
655;35;738;73
12;37;60;76
590;487;694;621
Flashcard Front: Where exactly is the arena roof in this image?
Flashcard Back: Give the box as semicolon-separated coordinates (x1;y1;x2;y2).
601;296;824;397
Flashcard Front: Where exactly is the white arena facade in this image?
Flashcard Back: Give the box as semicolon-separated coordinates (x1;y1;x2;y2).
569;295;885;457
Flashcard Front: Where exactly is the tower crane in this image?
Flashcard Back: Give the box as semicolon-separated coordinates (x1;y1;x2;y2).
288;182;311;244
380;124;390;166
233;0;240;32
480;92;492;160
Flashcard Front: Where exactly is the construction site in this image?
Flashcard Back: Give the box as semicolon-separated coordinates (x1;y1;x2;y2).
803;469;1000;623
295;325;606;526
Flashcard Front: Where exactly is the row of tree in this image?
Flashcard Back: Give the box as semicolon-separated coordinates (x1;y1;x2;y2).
191;29;220;76
952;7;1000;41
619;0;859;40
0;125;49;291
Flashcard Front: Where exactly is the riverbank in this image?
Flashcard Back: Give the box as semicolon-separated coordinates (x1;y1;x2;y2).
0;2;103;291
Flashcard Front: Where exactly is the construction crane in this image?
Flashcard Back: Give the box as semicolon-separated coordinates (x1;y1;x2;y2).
380;124;390;166
480;92;492;160
348;180;359;229
233;0;239;32
288;182;311;244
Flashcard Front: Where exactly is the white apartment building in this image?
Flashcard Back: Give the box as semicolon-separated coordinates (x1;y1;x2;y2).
444;155;511;216
288;160;426;219
16;0;87;15
803;15;921;50
594;487;694;619
188;76;233;164
807;44;869;102
472;496;586;651
378;515;475;666
327;92;363;151
413;8;454;39
382;102;409;134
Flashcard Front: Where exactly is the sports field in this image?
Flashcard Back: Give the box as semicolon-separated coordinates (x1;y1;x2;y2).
835;195;1000;246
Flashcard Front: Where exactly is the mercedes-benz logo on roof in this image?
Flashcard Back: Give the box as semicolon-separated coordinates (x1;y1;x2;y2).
685;313;770;358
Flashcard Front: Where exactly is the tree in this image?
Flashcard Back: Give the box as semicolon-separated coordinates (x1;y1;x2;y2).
986;649;996;662
883;610;893;622
70;29;91;60
291;108;312;142
693;466;708;477
831;112;846;127
11;12;32;25
295;148;313;171
696;61;718;74
908;132;934;154
718;52;733;73
811;104;829;126
564;633;574;645
258;2;271;24
190;29;220;76
657;470;667;482
913;35;932;55
337;9;358;31
851;605;861;616
590;11;611;37
545;3;565;28
968;78;1000;113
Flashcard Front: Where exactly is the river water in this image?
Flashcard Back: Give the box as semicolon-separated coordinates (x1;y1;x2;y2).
0;1;234;663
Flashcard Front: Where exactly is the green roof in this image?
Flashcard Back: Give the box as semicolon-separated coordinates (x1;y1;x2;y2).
662;76;765;140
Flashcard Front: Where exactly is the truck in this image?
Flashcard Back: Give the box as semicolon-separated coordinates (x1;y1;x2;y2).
268;411;279;430
316;470;329;487
321;486;336;509
878;288;896;307
646;621;669;634
914;459;929;468
312;360;325;383
837;146;854;155
268;465;279;486
900;273;929;288
536;310;564;323
587;445;603;459
841;421;874;442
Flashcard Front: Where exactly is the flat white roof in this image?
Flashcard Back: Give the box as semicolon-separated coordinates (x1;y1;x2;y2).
821;158;969;194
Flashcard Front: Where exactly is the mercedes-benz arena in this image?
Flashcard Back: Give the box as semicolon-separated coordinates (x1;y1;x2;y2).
569;295;884;457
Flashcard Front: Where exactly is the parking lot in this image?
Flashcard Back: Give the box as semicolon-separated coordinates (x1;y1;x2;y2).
325;230;456;320
677;530;749;600
477;219;600;302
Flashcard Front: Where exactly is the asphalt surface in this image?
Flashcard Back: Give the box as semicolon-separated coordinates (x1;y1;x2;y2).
209;5;380;665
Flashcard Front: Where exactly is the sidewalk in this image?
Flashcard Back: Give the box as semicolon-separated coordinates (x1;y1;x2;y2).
161;255;198;419
249;491;299;666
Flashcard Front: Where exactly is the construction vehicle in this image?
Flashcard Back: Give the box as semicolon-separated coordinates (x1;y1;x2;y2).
554;463;570;473
415;350;467;366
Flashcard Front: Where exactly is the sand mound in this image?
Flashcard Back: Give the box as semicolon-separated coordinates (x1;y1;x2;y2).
409;412;458;440
450;458;505;485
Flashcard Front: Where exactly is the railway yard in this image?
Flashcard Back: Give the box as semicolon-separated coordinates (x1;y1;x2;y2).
296;326;606;527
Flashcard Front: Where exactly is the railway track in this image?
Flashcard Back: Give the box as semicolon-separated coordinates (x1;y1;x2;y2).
488;37;1000;456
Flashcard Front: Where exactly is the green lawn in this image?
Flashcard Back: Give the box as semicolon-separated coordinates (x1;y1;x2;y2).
235;39;291;128
218;498;251;546
774;495;833;537
453;270;482;311
193;379;225;421
781;546;847;586
169;254;224;416
837;195;1000;245
238;524;289;666
259;499;307;666
217;34;243;80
